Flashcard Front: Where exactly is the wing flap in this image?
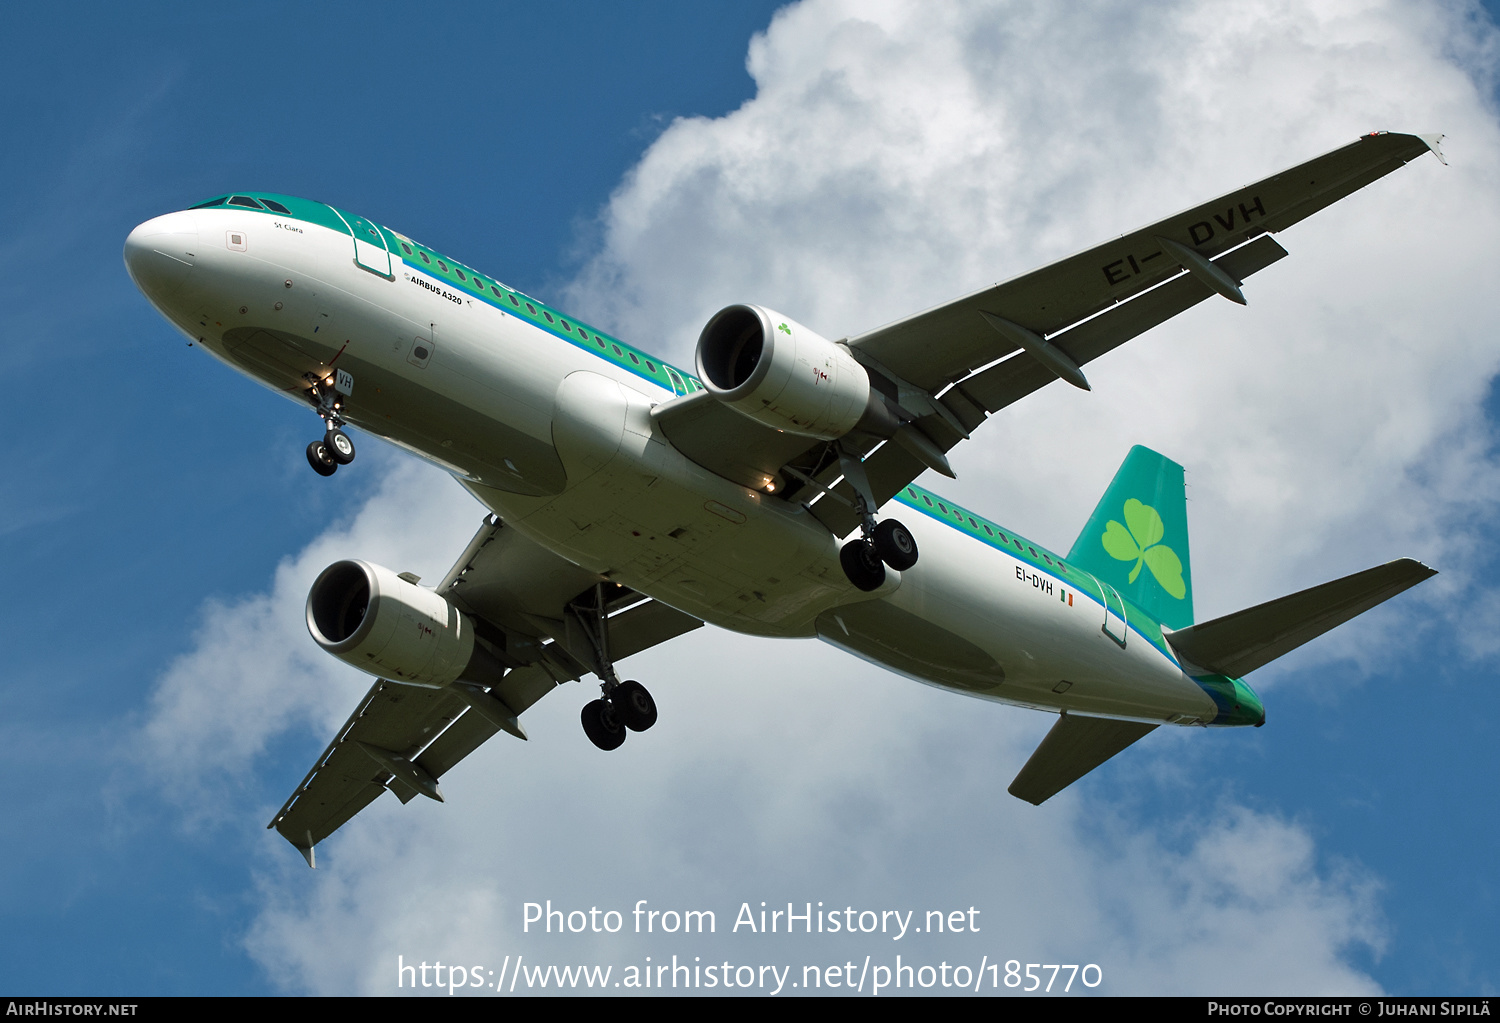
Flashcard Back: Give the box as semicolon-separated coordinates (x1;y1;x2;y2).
850;132;1437;392
810;235;1292;538
960;235;1289;415
1008;712;1159;805
1163;558;1436;678
269;680;470;852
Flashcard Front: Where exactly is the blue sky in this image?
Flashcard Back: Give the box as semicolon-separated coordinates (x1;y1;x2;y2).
3;0;1498;996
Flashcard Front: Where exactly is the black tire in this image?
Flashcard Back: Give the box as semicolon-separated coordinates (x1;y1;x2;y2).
581;698;627;750
612;680;658;732
873;518;919;570
326;428;356;465
306;440;338;476
840;538;886;591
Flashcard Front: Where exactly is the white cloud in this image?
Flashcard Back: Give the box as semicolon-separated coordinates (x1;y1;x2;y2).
140;0;1500;995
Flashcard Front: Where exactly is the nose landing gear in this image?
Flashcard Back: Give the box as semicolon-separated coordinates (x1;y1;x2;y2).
303;370;356;476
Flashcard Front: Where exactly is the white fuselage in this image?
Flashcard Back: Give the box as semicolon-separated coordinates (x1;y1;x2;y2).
125;205;1222;727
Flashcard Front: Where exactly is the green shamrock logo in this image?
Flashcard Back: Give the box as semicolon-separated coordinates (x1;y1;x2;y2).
778;322;791;334
1101;499;1186;599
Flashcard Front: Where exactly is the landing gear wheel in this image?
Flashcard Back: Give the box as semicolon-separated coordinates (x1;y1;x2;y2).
612;680;658;732
306;440;338;477
840;538;887;591
581;698;627;750
873;518;919;570
325;428;356;465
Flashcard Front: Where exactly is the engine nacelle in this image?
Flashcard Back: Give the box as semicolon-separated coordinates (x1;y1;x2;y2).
305;560;499;687
695;304;874;440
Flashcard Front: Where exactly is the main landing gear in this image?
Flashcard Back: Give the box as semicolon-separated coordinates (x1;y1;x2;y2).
833;442;919;591
303;370;356;477
567;584;659;751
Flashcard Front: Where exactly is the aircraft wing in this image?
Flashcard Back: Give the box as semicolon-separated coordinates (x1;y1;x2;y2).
1007;712;1158;805
267;515;702;864
656;132;1443;531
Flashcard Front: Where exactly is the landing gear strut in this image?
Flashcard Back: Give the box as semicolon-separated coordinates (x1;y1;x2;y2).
304;370;356;476
566;584;659;750
833;441;919;591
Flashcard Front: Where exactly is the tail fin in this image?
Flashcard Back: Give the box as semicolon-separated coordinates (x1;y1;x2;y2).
1068;446;1194;630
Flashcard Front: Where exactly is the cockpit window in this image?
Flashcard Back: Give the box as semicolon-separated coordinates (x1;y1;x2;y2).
190;196;228;209
228;196;265;209
259;198;291;215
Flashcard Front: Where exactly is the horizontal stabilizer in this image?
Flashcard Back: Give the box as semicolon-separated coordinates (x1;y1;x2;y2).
1008;713;1158;805
1164;558;1436;678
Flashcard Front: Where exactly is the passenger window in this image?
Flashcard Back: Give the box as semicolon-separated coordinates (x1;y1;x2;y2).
260;199;291;214
543;311;554;323
420;252;431;264
455;269;466;281
561;320;571;331
437;260;449;272
596;339;606;348
628;352;639;364
509;295;519;306
983;524;993;536
612;344;623;356
645;360;656;372
490;285;501;297
1043;554;1053;565
400;242;413;255
526;303;536;314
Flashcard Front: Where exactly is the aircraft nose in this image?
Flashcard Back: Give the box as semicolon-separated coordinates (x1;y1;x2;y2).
124;211;199;303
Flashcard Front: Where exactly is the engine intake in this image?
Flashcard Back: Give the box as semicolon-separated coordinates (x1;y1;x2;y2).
696;304;876;440
306;560;500;687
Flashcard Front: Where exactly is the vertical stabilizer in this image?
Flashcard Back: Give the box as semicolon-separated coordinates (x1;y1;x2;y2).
1067;446;1194;630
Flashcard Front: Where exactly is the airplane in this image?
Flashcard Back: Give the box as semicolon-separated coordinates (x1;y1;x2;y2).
124;131;1444;867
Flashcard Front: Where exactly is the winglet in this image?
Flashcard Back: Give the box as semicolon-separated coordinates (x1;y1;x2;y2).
298;833;316;869
1417;134;1447;165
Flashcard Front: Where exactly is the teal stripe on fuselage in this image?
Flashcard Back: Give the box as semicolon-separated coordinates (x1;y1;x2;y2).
894;487;1183;668
197;191;1251;721
396;256;698;394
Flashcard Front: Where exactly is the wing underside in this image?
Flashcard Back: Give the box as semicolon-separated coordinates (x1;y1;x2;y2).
267;516;702;863
653;132;1441;530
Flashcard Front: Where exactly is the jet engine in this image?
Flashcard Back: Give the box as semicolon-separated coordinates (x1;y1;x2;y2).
695;304;893;440
305;560;500;687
